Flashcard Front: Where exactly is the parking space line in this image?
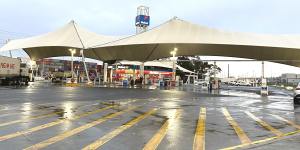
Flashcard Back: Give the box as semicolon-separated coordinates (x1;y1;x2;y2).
270;114;300;129
222;108;251;144
24;106;137;150
0;102;98;120
0;111;63;127
143;109;181;150
82;108;157;150
0;106;113;142
193;107;206;150
221;130;300;150
245;111;283;136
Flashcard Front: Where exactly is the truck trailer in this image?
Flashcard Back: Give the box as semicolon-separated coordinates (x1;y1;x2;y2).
0;56;30;86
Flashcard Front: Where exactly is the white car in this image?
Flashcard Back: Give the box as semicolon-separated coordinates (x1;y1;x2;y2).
229;81;237;86
236;81;251;86
293;83;300;105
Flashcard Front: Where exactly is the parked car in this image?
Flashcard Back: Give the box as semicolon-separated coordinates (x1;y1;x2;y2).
229;81;237;86
293;83;300;105
236;81;251;86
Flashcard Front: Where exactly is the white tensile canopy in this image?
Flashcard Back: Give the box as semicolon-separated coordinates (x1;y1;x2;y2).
89;17;300;67
1;17;300;67
0;20;119;60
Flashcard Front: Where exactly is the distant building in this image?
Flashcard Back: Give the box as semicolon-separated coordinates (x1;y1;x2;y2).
267;77;281;84
35;58;100;76
280;73;300;85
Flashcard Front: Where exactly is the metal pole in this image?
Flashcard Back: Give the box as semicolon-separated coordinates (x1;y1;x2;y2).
172;54;176;81
115;63;118;83
30;63;33;82
110;68;113;83
9;51;12;58
98;65;101;85
80;50;91;83
71;52;74;78
262;61;264;79
172;61;175;81
42;59;44;77
103;63;108;83
214;61;216;78
227;64;229;78
140;62;144;84
76;66;79;83
133;65;136;84
213;61;217;89
94;67;98;85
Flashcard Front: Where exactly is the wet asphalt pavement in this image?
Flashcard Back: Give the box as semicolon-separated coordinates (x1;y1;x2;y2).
0;83;299;150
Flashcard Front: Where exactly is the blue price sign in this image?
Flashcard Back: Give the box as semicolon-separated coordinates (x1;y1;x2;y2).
135;15;150;26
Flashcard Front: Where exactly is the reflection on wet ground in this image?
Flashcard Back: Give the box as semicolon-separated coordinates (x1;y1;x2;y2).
0;84;299;150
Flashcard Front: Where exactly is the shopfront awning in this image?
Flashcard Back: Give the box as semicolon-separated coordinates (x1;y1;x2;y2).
118;60;195;73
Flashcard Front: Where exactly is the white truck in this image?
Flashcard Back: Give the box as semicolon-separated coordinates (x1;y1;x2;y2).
0;56;30;85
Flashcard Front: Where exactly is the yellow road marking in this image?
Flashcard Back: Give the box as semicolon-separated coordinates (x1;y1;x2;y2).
222;108;251;144
0;111;63;127
0;110;31;116
0;101;102;117
25;106;137;150
0;106;113;142
0;112;26;117
270;114;300;130
0;102;98;124
83;108;157;150
193;107;206;150
143;109;181;150
245;111;283;136
221;129;300;150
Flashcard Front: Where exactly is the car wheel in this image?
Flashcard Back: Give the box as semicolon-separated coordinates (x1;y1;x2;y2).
294;98;300;105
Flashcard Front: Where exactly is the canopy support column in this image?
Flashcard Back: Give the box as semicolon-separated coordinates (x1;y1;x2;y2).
172;60;176;81
262;61;265;79
261;61;268;96
140;63;144;84
133;65;136;84
110;67;113;83
80;50;91;83
103;63;108;83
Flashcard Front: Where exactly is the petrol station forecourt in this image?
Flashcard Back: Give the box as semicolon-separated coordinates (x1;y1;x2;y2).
1;16;300;150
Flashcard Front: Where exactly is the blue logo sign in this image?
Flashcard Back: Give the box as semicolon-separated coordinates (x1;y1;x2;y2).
135;15;150;27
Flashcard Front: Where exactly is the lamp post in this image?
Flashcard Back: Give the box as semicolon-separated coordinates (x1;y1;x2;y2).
29;60;35;82
170;47;177;81
69;49;76;79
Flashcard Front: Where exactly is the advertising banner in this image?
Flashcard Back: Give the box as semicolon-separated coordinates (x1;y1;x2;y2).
0;56;20;76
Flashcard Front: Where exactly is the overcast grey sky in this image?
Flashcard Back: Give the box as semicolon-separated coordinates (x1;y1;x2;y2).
1;0;300;77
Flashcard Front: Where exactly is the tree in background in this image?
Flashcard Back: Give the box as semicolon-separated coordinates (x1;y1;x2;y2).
176;56;221;82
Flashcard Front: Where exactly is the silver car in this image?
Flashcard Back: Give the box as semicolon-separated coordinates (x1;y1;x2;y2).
294;83;300;105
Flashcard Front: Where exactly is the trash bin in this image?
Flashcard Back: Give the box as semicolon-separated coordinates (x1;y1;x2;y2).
123;80;128;86
159;80;164;87
164;80;168;87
